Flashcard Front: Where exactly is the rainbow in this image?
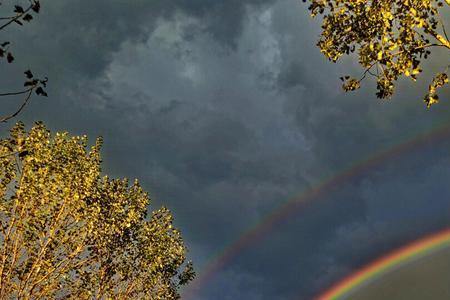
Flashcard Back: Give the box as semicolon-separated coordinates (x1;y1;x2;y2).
316;228;450;300
182;118;450;300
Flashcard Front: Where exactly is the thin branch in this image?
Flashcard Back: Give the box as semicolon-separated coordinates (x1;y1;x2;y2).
0;88;34;123
356;43;446;84
424;24;450;49
0;189;22;296
14;155;22;177
18;198;69;297
437;13;450;42
0;3;33;31
2;227;24;294
0;88;33;97
367;69;378;77
0;151;19;159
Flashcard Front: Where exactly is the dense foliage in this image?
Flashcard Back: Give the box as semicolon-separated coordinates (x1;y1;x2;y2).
304;0;450;106
0;123;194;299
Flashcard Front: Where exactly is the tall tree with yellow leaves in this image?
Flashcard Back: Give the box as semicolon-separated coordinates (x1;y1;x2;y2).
0;122;194;299
303;0;450;107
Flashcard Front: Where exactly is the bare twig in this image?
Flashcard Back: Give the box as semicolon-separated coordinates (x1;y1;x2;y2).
0;88;34;123
0;88;33;97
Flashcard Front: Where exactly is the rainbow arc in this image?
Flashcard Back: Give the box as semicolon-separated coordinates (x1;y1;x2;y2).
183;118;450;300
316;228;450;299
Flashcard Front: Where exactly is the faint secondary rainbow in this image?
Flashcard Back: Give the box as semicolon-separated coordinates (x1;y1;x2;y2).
183;118;450;300
315;228;450;300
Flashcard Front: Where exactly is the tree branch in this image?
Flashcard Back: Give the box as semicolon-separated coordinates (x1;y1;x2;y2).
0;3;33;31
0;88;33;97
0;88;34;123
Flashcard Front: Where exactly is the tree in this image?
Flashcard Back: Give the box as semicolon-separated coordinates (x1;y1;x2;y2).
0;0;48;123
303;0;450;107
0;122;194;299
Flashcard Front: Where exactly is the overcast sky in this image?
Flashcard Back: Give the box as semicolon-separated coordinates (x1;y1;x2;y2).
2;1;450;299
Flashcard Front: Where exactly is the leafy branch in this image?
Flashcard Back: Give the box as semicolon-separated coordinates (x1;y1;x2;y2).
0;0;40;31
304;0;450;107
0;0;46;124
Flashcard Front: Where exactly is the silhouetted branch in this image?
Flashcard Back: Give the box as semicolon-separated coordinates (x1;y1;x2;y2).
0;88;33;97
0;1;40;31
0;1;46;124
0;88;33;123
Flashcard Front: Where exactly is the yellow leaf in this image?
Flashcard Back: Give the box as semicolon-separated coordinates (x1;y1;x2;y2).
377;51;383;60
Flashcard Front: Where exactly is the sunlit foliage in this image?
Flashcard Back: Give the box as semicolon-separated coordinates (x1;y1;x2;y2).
0;122;194;299
304;0;450;107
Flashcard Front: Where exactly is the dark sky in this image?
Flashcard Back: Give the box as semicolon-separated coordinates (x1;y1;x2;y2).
2;1;450;299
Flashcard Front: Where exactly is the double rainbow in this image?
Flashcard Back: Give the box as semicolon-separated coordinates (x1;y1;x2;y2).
183;118;450;300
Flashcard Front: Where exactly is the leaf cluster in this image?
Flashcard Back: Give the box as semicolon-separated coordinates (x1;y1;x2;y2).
0;123;194;299
304;0;450;106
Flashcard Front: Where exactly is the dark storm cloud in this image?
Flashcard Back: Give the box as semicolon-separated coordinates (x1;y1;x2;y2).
85;5;314;245
3;0;450;299
7;0;278;77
